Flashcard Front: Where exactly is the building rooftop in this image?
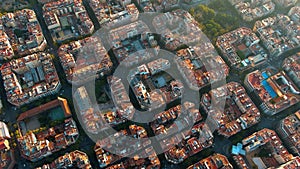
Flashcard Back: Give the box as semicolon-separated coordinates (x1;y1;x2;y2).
58;36;113;84
0;121;12;169
187;153;233;169
253;13;300;57
0;9;46;59
232;143;246;156
136;0;155;12
276;156;300;169
150;103;202;135
18;118;79;162
73;86;105;134
245;70;300;115
105;146;160;169
277;110;300;155
109;20;150;43
0;121;10;140
43;0;94;42
108;76;135;120
201;82;261;137
233;155;250;169
100;107;125;126
94;124;151;165
216;27;267;70
164;122;214;164
282;52;300;87
17;97;71;122
1;52;61;106
36;150;91;169
0;30;14;60
147;58;171;75
289;6;300;22
94;139;122;168
175;46;229;90
152;0;179;12
109;22;158;65
128;58;183;110
228;0;275;21
242;128;293;165
88;0;139;27
280;110;300;137
152;9;206;50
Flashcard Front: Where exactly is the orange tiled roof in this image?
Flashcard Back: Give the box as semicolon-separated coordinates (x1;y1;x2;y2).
17;97;71;121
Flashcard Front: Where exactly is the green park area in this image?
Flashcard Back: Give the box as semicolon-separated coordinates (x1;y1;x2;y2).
189;0;242;43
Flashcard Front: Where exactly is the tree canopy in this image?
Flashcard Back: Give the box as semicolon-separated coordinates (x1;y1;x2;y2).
189;0;241;43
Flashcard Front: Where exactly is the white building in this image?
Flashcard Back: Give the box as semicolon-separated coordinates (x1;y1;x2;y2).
0;121;10;140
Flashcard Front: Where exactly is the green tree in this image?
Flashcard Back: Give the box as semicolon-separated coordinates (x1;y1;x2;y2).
13;123;18;129
189;1;240;43
193;5;215;21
